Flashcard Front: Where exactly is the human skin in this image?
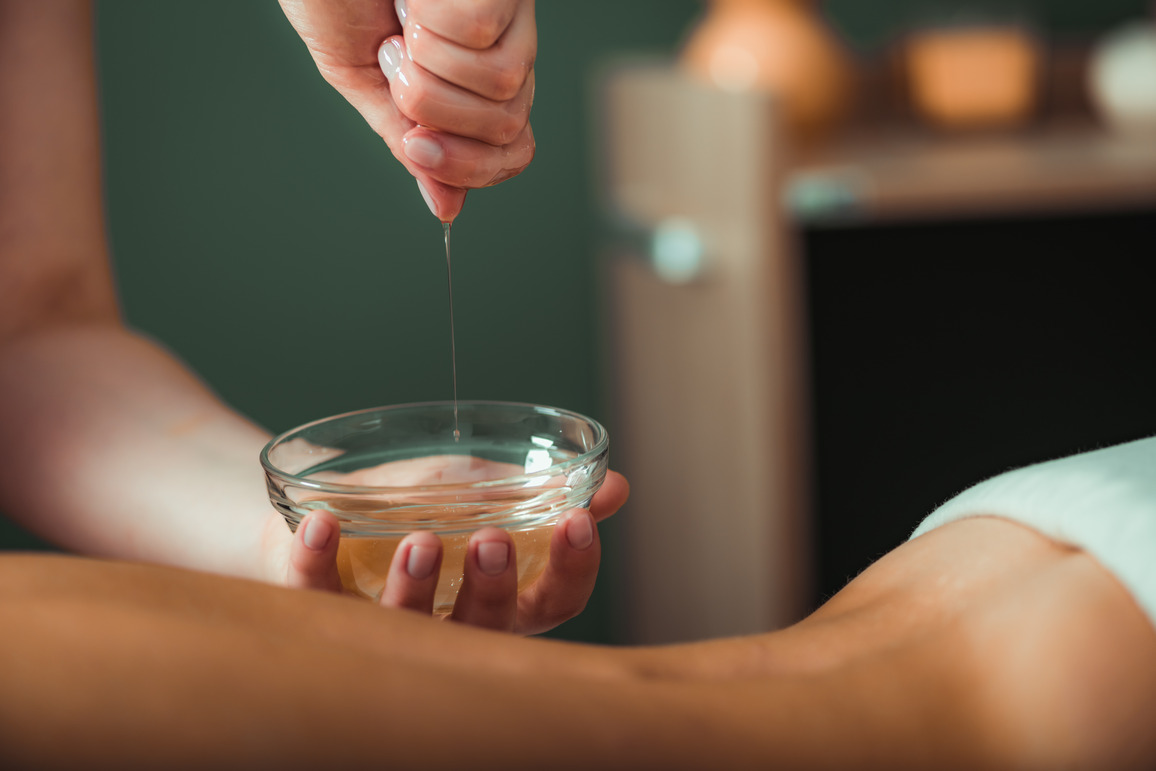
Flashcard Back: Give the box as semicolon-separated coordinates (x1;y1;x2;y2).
1;517;1153;769
0;0;617;634
278;0;537;221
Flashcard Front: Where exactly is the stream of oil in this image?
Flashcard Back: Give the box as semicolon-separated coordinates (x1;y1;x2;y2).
443;222;460;442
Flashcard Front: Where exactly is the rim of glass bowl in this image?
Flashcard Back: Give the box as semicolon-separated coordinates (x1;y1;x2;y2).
260;400;609;496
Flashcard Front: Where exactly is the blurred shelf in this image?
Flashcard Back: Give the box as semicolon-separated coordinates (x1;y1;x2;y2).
785;124;1156;226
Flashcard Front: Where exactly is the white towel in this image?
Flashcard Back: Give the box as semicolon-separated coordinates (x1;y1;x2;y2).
911;435;1156;628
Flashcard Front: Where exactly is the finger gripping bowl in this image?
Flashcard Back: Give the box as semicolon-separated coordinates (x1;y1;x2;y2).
260;401;609;615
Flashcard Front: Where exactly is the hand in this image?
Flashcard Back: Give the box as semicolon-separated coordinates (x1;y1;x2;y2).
264;463;629;635
278;0;537;222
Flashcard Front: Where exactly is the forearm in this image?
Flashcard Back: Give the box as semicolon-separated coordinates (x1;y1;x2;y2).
0;0;282;580
0;324;277;579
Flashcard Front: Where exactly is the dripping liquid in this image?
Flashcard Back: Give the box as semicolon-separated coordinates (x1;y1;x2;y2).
444;222;460;442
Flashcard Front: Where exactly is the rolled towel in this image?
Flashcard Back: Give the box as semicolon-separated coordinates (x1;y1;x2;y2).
912;435;1156;628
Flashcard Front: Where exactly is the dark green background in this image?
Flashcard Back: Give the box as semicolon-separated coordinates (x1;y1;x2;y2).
2;1;1149;643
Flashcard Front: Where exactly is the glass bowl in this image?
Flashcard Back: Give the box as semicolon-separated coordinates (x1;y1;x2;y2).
261;400;609;615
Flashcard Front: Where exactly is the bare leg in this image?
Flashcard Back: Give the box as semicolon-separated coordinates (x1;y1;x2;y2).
1;517;1153;769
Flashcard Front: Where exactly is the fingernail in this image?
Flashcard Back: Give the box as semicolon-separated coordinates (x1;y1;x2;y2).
394;0;407;25
378;37;403;80
406;543;438;579
566;512;594;551
416;179;439;218
477;542;509;576
404;135;445;170
303;515;332;551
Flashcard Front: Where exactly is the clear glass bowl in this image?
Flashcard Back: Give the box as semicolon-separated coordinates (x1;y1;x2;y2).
261;400;609;615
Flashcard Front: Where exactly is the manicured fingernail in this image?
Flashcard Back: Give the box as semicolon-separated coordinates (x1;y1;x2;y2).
404;135;445;170
406;543;438;579
303;515;332;551
477;542;509;575
566;512;594;550
379;37;403;80
395;0;408;24
416;179;438;218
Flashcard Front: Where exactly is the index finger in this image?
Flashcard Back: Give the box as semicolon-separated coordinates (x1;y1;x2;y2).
402;0;535;101
402;0;521;49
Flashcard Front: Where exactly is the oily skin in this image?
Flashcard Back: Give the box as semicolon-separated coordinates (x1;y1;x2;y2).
278;0;537;220
1;517;1153;769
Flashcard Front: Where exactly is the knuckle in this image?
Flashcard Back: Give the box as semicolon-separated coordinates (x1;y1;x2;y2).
489;66;525;102
490;114;526;147
462;12;504;49
405;28;430;63
486;144;534;187
396;80;434;125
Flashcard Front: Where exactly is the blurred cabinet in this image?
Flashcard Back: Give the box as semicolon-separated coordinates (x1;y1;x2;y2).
598;63;810;643
789;117;1156;605
598;60;1156;644
785;125;1156;225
